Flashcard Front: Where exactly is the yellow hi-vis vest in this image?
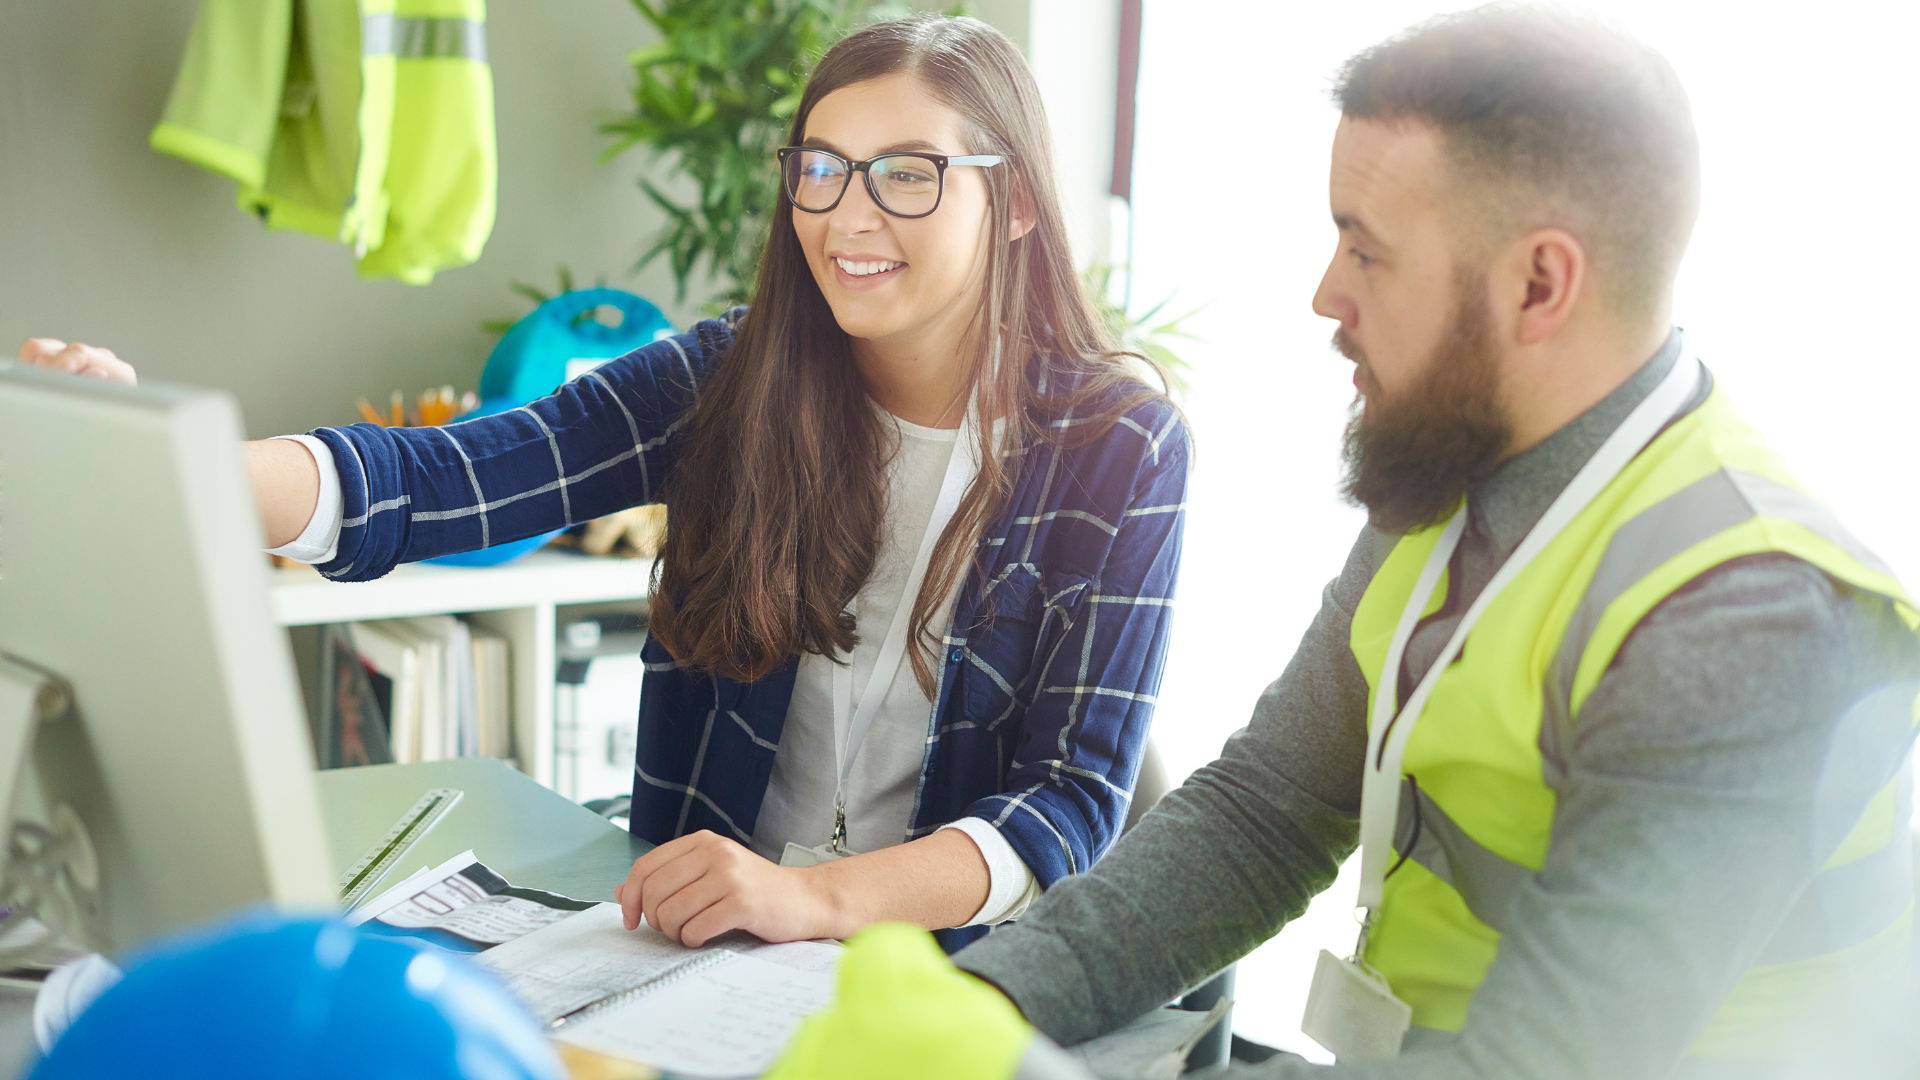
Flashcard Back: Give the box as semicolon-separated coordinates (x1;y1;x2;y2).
1349;376;1918;1060
149;0;495;285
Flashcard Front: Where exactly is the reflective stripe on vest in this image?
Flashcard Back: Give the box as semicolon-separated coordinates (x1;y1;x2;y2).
1350;372;1920;1056
361;14;488;61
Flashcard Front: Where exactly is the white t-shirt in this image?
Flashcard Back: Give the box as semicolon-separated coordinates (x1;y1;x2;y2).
269;415;1040;926
748;411;1038;926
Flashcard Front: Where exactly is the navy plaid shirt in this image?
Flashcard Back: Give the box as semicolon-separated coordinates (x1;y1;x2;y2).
313;311;1189;945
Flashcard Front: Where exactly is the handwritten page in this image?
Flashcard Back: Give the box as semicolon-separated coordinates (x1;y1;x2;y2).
477;903;698;1022
556;951;838;1078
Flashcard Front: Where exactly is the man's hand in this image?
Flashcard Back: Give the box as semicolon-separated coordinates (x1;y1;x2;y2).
615;830;842;947
17;338;138;386
763;923;1039;1080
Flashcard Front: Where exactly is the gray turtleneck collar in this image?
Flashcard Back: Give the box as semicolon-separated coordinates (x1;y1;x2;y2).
1465;329;1691;563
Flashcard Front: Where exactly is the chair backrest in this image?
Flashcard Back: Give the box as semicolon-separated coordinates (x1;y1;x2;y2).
1123;737;1171;835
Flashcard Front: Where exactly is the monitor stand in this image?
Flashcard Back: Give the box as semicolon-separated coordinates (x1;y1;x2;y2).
0;656;99;964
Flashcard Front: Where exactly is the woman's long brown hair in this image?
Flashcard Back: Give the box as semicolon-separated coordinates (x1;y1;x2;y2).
648;14;1165;696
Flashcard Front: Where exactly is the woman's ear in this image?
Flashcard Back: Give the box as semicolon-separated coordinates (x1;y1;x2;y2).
1008;179;1038;242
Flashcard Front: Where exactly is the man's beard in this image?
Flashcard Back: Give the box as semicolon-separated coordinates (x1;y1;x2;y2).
1337;279;1512;534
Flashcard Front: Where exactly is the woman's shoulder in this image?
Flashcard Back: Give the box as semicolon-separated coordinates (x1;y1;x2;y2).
1028;359;1190;476
602;307;747;389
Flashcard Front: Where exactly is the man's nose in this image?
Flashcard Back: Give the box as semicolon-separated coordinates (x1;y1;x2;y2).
1311;261;1352;326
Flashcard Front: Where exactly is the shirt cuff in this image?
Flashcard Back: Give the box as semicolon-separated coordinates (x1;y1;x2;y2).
941;817;1043;926
265;434;342;565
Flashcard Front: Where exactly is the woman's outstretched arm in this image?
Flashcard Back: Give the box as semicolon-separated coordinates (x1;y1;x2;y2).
17;337;322;548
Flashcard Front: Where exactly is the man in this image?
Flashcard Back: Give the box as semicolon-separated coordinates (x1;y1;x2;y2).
766;7;1919;1080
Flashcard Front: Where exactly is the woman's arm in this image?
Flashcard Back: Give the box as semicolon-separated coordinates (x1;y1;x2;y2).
615;828;991;947
245;439;322;548
968;400;1192;884
314;314;737;580
16;339;326;547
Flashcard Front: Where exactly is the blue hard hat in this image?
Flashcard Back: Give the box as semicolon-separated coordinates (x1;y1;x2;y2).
33;912;564;1080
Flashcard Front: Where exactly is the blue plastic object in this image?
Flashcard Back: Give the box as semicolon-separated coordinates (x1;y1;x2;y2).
478;287;673;405
425;289;671;569
33;912;564;1080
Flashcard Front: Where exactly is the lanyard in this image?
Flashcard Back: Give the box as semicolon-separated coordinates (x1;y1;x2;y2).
825;404;980;854
1353;345;1701;940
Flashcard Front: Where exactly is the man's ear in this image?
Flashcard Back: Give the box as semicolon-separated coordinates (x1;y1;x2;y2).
1503;227;1587;345
1007;179;1038;242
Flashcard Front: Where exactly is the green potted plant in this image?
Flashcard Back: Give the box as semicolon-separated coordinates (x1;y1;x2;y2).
603;0;898;308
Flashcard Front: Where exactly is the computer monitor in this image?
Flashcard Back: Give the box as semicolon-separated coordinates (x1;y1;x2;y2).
0;361;335;958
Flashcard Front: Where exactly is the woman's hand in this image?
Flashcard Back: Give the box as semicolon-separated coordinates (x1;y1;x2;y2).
615;827;995;947
17;338;138;386
616;831;845;947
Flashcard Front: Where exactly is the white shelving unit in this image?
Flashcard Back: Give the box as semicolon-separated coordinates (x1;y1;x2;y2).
270;549;655;790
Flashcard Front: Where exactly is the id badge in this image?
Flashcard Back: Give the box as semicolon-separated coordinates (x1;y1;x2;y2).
1300;949;1411;1061
779;842;847;868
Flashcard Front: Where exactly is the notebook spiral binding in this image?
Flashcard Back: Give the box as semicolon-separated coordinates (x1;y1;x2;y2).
548;949;735;1031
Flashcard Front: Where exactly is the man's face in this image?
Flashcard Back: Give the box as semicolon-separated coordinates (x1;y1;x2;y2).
1313;118;1464;414
1313;117;1512;532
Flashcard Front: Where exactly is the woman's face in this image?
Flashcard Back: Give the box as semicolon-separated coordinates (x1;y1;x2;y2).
792;73;1014;350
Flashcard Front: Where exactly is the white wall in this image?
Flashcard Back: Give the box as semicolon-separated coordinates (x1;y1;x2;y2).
0;2;1049;440
0;0;696;440
1025;0;1118;267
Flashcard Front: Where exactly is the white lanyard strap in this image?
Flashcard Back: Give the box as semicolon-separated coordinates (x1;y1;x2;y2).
827;406;980;852
1355;346;1702;920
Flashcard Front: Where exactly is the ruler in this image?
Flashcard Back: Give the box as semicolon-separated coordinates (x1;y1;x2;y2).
337;787;464;910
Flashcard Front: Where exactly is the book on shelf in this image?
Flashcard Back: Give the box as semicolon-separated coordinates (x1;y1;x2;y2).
472;631;512;759
343;617;509;766
312;624;393;768
349;621;422;764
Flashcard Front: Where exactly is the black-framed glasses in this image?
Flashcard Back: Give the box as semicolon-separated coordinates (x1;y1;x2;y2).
777;147;1006;219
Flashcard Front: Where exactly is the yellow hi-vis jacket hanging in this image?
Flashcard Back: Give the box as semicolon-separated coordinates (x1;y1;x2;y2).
1349;355;1917;1061
149;0;496;285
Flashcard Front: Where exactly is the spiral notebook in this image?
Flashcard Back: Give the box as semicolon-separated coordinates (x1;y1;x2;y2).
479;903;841;1078
552;949;836;1076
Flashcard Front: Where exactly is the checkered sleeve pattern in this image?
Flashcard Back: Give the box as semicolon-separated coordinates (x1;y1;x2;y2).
924;395;1191;890
309;312;741;581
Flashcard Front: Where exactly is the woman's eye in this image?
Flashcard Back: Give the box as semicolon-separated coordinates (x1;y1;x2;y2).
886;170;934;185
1349;247;1375;267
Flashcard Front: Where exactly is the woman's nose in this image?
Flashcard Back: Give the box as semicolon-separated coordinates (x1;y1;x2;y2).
828;173;888;234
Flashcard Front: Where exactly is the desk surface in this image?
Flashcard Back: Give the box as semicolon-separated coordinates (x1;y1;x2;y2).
317;757;652;904
0;758;648;1080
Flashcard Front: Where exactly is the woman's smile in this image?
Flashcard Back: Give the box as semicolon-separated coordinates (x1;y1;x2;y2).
830;253;908;290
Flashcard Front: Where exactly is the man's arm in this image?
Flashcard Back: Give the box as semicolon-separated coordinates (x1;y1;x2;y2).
965;545;1917;1078
954;526;1380;1045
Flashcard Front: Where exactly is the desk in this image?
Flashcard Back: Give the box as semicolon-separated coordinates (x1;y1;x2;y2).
0;758;652;1079
317;757;652;901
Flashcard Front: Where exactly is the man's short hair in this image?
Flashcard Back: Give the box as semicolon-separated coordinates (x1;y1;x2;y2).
1335;4;1700;321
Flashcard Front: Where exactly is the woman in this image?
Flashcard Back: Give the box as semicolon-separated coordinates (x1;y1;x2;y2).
23;15;1188;953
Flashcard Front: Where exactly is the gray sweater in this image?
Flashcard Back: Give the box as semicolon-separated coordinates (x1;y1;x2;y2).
960;337;1920;1079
